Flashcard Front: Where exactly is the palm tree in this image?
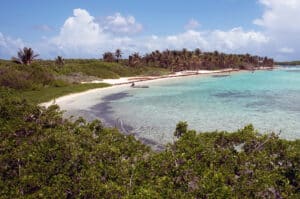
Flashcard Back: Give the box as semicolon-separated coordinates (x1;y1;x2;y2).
182;48;188;60
128;53;141;67
125;48;274;71
55;56;65;66
194;48;202;57
103;52;115;62
115;49;122;62
12;47;39;65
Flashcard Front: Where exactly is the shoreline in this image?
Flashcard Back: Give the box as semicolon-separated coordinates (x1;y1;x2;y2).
42;67;275;107
85;67;275;86
40;67;277;150
41;68;255;107
81;68;240;86
89;92;166;150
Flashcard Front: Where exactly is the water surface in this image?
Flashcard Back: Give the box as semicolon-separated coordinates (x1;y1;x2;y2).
91;67;300;145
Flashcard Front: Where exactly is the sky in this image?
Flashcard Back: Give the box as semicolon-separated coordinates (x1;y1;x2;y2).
0;0;299;61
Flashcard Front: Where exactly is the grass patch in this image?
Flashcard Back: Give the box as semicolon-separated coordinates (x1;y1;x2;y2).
0;59;169;104
0;59;170;80
55;60;170;79
19;83;110;104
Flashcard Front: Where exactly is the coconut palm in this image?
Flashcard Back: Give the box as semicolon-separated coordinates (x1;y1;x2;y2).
55;56;65;66
103;52;115;62
12;47;39;65
194;48;202;57
115;49;122;62
126;49;274;71
128;53;142;67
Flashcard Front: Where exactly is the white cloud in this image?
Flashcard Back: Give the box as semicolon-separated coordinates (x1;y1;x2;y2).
278;47;294;54
165;30;208;50
53;8;107;47
138;28;268;55
38;9;270;58
253;0;300;60
210;27;269;51
49;8;109;57
184;19;200;30
3;6;298;60
101;13;143;34
47;9;143;58
254;0;300;33
0;32;25;58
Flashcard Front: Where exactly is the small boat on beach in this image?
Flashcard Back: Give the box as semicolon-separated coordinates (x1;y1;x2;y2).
131;85;149;88
130;82;149;88
211;74;230;78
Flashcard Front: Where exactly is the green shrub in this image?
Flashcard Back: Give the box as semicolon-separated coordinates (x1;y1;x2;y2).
0;65;56;90
0;67;32;89
51;79;70;87
174;121;188;138
0;93;299;198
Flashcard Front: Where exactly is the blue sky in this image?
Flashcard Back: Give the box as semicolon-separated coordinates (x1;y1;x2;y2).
0;0;299;61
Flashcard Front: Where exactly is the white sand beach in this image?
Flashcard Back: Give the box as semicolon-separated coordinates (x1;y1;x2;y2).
41;68;239;108
81;68;238;85
41;66;275;109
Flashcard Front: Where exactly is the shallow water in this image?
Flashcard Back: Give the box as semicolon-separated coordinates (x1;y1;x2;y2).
88;67;300;144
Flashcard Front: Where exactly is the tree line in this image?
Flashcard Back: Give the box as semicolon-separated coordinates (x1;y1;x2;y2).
103;48;274;71
276;61;300;66
11;47;274;71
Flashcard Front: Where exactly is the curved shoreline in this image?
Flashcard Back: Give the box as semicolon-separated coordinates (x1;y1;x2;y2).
40;68;276;150
42;67;277;108
41;68;244;107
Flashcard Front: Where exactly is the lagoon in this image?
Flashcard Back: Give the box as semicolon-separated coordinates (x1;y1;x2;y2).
61;67;300;146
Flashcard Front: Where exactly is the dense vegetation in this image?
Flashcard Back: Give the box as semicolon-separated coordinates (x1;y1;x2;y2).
0;57;168;103
276;61;300;66
1;48;298;198
104;49;274;71
1;47;274;104
0;92;299;198
0;58;169;85
12;47;39;66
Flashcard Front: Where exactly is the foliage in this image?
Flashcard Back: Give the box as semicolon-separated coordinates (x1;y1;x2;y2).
11;47;39;65
0;64;54;90
0;93;150;198
55;56;65;66
174;121;188;138
0;58;169;85
100;48;274;71
102;52;116;62
0;92;299;198
0;59;168;104
19;83;110;104
56;59;169;79
0;49;297;198
276;61;300;66
128;53;142;68
115;49;122;62
124;49;274;71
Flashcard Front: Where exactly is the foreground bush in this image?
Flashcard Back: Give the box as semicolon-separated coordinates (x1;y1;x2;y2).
0;93;299;198
0;65;55;90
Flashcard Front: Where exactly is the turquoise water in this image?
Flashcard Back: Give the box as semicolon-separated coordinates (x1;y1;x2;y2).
98;67;300;144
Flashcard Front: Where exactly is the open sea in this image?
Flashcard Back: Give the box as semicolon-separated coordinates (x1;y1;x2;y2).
68;66;300;146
